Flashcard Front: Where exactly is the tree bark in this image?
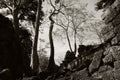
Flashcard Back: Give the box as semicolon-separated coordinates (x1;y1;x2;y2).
74;30;77;55
66;30;73;52
13;8;19;33
47;14;56;72
30;0;42;74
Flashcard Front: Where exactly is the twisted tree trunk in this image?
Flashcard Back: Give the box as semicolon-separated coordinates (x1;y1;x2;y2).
47;14;56;72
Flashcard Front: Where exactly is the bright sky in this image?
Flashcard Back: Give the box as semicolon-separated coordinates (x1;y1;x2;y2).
41;0;103;64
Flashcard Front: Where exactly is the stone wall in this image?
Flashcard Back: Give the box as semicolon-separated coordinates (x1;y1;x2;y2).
88;0;120;79
101;0;120;45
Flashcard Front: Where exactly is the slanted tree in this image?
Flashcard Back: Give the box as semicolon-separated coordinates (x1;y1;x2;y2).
47;0;63;72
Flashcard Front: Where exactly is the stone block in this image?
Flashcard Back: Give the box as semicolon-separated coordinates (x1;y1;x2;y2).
71;68;90;80
103;53;114;64
112;0;120;12
111;32;120;45
89;49;103;73
112;46;120;60
103;46;120;62
98;65;113;73
111;36;118;45
102;6;118;24
114;60;120;70
114;69;120;80
92;70;114;80
114;24;120;33
112;14;120;27
102;70;114;80
101;23;113;35
103;29;115;41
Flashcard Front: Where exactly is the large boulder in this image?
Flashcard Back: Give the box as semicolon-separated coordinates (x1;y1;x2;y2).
98;65;113;73
89;49;103;73
92;70;114;80
114;69;120;80
103;53;114;64
103;46;120;61
99;0;120;43
70;68;90;80
114;60;120;70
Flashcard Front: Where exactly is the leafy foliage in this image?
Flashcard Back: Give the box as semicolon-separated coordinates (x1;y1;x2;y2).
19;0;44;22
0;0;44;22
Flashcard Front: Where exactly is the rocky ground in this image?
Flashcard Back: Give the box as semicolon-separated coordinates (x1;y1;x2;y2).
45;45;120;80
22;45;120;80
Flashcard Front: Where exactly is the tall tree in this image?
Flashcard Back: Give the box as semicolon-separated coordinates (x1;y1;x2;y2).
55;14;73;52
55;2;93;54
47;0;62;72
30;0;44;74
0;0;44;75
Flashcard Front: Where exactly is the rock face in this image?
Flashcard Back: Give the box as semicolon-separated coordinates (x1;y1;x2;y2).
70;68;90;80
103;53;114;64
101;0;120;44
91;0;120;79
103;46;120;62
89;49;103;73
114;60;120;70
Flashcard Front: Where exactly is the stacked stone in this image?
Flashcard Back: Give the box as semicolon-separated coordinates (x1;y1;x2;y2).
87;0;120;79
47;1;120;79
101;0;120;45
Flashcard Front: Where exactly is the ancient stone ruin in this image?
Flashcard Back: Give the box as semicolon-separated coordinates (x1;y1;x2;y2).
45;0;120;80
1;0;120;80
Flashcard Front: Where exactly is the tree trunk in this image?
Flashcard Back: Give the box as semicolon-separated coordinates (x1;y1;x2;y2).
74;31;77;55
13;8;19;33
47;15;56;72
30;0;42;74
66;30;73;52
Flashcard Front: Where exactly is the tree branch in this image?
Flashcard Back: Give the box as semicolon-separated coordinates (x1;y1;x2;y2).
50;0;56;10
55;22;66;30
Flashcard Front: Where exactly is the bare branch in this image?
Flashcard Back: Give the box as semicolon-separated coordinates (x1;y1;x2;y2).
75;19;86;29
50;0;56;10
71;16;76;30
55;22;66;30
